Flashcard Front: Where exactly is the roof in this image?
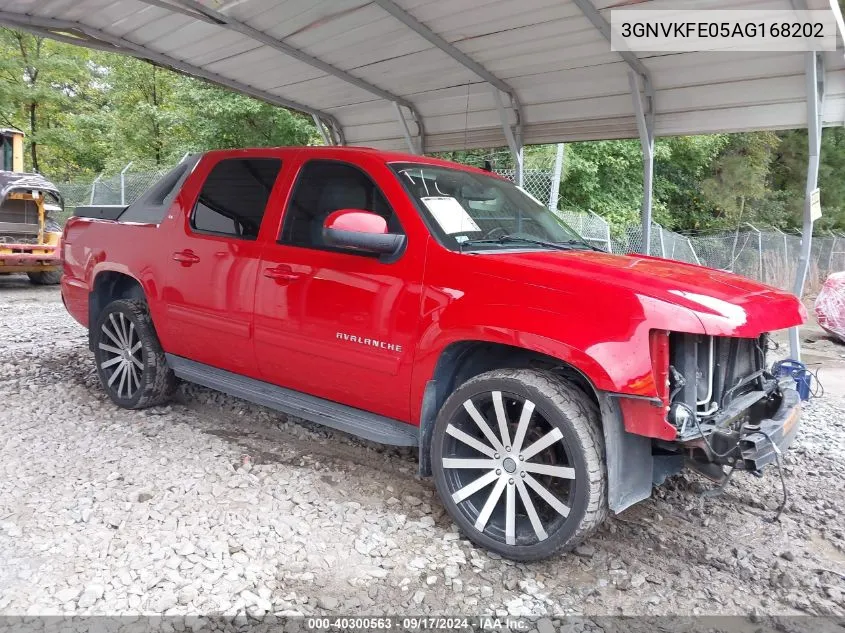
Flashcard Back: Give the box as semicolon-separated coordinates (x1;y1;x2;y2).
1;0;843;152
204;144;500;172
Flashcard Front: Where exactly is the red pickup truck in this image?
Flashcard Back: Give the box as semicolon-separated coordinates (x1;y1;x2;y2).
61;147;805;560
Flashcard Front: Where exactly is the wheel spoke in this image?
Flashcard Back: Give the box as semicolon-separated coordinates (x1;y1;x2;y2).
505;481;516;545
101;324;123;349
118;313;130;349
445;424;496;458
511;400;535;454
130;355;144;371
100;356;122;370
520;427;563;461
108;314;127;347
442;458;498;469
107;362;124;387
98;343;123;355
129;363;140;392
130;341;142;354
128;321;136;348
522;463;575;479
492;391;511;448
523;473;570;518
474;476;507;531
516;477;548;541
463;400;505;453
451;469;499;504
117;362;128;397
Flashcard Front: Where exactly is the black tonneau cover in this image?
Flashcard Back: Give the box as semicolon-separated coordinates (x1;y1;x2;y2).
73;205;127;220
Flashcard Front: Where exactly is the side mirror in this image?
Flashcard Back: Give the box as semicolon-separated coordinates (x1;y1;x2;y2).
322;209;405;255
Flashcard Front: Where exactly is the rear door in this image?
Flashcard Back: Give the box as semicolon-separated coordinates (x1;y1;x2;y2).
161;154;284;377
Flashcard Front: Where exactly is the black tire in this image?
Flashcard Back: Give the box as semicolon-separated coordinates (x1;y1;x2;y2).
27;270;62;285
431;369;607;561
93;299;177;409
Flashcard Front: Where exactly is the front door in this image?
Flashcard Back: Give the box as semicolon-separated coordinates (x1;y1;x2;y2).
162;155;283;377
253;159;424;421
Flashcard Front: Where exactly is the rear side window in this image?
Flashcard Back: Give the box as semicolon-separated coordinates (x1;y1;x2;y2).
119;155;199;224
190;158;281;240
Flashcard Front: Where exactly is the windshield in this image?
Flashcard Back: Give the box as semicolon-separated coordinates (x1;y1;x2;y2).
391;163;590;252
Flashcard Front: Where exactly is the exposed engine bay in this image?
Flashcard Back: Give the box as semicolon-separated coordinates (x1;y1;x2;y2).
665;333;800;475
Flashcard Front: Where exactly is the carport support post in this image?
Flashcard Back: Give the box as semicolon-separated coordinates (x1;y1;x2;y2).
628;71;654;256
393;102;419;154
492;87;523;186
312;114;333;146
548;143;565;211
789;51;825;361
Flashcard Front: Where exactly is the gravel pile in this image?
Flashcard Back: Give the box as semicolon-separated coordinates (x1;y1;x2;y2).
1;277;843;621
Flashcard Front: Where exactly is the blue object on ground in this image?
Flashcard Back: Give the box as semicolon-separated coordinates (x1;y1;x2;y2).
772;359;812;401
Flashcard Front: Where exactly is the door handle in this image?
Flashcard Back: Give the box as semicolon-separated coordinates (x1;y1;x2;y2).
173;250;201;266
263;265;303;283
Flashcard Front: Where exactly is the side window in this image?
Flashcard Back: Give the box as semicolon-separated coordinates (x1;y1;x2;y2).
280;160;402;249
190;157;281;240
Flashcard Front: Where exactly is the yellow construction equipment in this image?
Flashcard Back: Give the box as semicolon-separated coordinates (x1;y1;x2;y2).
0;128;63;285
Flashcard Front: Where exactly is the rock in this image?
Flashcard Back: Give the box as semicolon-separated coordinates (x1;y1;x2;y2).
137;492;153;503
317;596;339;610
408;557;426;570
536;617;555;633
780;550;796;562
443;565;460;579
55;587;81;603
574;544;596;558
412;590;425;605
77;584;105;608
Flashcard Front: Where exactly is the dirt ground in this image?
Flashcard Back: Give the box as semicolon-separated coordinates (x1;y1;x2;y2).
0;275;843;623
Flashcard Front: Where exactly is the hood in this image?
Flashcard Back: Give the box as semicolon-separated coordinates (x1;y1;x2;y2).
476;249;806;337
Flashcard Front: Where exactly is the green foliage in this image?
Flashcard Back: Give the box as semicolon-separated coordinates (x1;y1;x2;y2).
0;28;318;180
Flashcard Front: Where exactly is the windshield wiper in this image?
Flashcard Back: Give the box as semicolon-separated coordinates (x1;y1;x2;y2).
460;234;599;252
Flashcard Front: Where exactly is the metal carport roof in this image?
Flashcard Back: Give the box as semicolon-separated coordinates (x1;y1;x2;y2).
1;0;842;359
1;0;843;153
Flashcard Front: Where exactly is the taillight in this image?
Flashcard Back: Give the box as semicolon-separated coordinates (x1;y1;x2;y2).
649;329;670;403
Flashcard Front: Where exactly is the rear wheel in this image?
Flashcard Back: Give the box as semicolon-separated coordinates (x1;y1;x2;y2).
93;299;177;408
27;270;61;285
431;369;607;560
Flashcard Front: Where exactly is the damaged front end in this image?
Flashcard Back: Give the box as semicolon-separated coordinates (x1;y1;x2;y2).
662;332;801;481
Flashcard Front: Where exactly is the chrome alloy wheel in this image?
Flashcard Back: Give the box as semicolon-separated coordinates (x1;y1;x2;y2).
98;312;144;400
441;391;576;547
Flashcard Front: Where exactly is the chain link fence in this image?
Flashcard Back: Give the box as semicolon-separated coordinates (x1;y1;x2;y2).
551;208;845;295
51;163;845;296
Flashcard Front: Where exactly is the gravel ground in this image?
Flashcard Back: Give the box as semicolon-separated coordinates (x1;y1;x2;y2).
1;277;843;620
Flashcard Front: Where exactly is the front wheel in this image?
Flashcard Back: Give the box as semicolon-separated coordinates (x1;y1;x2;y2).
431;369;607;560
93;299;177;408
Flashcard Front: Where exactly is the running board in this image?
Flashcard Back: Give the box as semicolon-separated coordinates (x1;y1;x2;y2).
166;355;419;447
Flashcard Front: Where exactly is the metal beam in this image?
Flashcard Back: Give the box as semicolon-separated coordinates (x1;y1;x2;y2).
372;0;521;158
571;0;653;81
492;88;523;185
0;12;346;141
789;50;826;361
148;0;424;151
574;0;655;253
629;71;654;256
312;114;332;146
393;103;418;154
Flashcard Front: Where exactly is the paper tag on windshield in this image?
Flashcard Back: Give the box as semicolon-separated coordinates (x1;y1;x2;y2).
421;196;481;234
